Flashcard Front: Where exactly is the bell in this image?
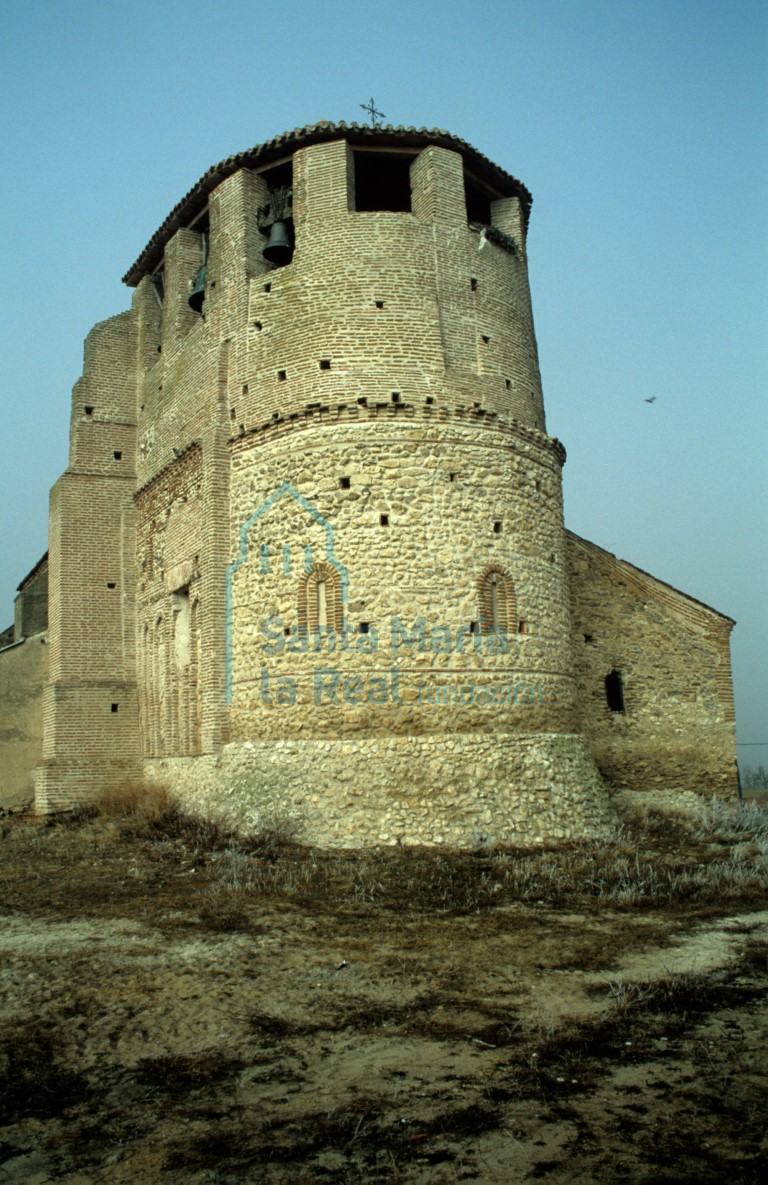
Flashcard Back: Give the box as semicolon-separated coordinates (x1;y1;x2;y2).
188;265;206;313
262;220;293;265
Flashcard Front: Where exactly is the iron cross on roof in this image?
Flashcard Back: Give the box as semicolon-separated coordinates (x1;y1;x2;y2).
360;97;385;128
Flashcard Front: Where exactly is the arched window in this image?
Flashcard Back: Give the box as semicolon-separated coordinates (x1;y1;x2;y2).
299;562;344;637
478;566;516;636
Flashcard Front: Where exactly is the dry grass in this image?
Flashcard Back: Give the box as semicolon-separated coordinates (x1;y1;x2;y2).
2;789;767;1183
40;786;768;919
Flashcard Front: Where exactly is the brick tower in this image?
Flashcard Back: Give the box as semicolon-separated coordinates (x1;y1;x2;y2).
34;123;736;841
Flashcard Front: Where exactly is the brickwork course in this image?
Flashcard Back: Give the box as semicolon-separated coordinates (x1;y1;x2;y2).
12;121;736;842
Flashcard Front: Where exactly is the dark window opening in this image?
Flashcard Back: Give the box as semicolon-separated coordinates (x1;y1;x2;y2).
113;451;122;460
259;160;293;195
425;396;434;405
391;392;401;404
493;521;502;534
359;622;370;634
481;334;490;345
253;320;262;330
518;620;529;635
320;359;331;370
465;178;493;225
84;406;94;417
277;370;286;381
470;277;478;291
340;476;351;489
263;282;271;293
230;408;236;419
505;379;511;391
111;703;119;713
584;633;595;644
605;670;626;714
354;152;412;212
375;300;385;309
469;621;480;635
357;397;367;406
242;384;249;394
284;626;291;636
380;514;389;526
106;582;116;590
449;472;456;483
189;210;209;237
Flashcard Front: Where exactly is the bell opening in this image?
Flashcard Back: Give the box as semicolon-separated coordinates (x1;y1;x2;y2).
262;220;294;267
189;265;207;314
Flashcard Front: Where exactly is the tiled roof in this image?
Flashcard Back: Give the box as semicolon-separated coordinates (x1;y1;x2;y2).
122;122;532;286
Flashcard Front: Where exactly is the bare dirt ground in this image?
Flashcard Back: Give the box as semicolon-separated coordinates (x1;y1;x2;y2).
1;796;767;1184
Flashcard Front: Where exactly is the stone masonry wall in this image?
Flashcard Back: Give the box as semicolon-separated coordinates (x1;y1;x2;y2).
32;124;738;831
0;634;48;809
566;532;737;798
227;413;574;742
146;732;614;848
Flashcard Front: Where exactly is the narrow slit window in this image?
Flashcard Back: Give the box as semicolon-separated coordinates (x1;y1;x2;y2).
605;670;626;714
470;277;478;291
316;581;328;629
111;703;119;713
391;392;401;404
493;521;502;534
380;514;389;526
277;369;286;381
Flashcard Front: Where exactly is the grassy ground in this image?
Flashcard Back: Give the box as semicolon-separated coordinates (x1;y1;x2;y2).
1;790;767;1183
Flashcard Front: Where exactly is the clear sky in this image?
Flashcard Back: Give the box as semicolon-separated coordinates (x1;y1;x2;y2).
1;0;765;764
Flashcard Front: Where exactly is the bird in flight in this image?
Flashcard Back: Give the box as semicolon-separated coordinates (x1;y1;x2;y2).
644;396;657;404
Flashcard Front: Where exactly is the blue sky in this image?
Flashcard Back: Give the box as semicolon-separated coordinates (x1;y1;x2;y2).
1;0;765;762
